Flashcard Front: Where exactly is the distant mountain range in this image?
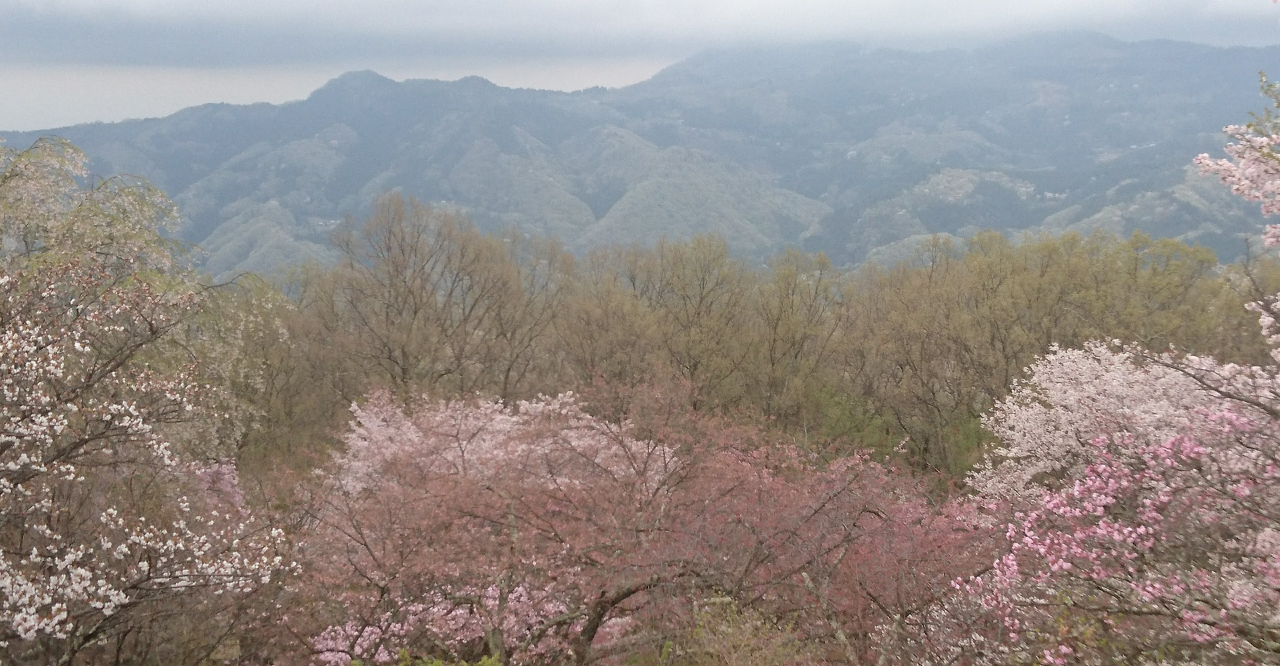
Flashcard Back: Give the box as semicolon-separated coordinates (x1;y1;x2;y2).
5;32;1279;277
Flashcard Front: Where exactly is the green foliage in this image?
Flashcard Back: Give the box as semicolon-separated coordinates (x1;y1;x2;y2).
649;599;818;666
840;229;1271;472
273;192;1272;475
352;652;501;666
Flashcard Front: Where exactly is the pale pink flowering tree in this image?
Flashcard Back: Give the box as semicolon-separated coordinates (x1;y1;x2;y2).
293;391;687;666
1196;74;1280;246
289;385;984;666
1196;125;1280;221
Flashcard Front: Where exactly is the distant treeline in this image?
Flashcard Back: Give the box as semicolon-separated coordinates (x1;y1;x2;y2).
236;193;1277;476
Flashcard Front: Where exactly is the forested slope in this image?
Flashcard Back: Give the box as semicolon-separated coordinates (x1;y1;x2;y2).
6;126;1280;663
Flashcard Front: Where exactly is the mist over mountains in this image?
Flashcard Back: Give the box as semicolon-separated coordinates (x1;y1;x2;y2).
5;32;1278;277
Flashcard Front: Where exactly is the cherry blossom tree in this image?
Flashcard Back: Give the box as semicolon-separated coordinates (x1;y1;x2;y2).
939;341;1280;665
883;261;1280;661
1196;74;1280;245
1;137;180;267
287;383;983;666
0;138;290;663
869;70;1280;666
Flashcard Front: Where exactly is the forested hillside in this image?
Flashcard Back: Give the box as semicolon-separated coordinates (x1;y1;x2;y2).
253;195;1278;476
8;24;1280;666
3;32;1277;277
6;105;1280;662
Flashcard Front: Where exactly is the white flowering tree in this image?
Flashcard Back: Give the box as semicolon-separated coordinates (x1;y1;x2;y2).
0;137;288;663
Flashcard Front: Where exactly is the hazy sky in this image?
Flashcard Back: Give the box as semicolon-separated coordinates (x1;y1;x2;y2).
3;0;1280;131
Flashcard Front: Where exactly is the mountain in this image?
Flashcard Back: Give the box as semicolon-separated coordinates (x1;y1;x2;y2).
5;33;1279;277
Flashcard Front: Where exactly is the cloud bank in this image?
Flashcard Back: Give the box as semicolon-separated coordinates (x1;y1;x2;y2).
2;0;1279;130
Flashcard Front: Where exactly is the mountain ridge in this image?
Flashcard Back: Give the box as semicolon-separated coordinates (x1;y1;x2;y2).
4;32;1277;277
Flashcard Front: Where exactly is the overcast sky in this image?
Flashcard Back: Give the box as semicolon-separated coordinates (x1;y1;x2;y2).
3;0;1280;131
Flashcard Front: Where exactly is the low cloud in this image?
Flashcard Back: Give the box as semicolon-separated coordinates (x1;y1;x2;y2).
3;0;1279;130
6;0;1280;68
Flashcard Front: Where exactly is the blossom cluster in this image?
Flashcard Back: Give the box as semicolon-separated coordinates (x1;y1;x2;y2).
0;261;289;653
1196;126;1280;220
895;335;1280;664
290;389;978;666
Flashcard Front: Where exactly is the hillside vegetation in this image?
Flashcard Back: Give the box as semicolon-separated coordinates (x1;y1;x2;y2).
9;30;1280;665
6;130;1280;664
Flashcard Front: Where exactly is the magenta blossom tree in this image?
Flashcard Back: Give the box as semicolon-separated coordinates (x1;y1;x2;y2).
883;104;1280;666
